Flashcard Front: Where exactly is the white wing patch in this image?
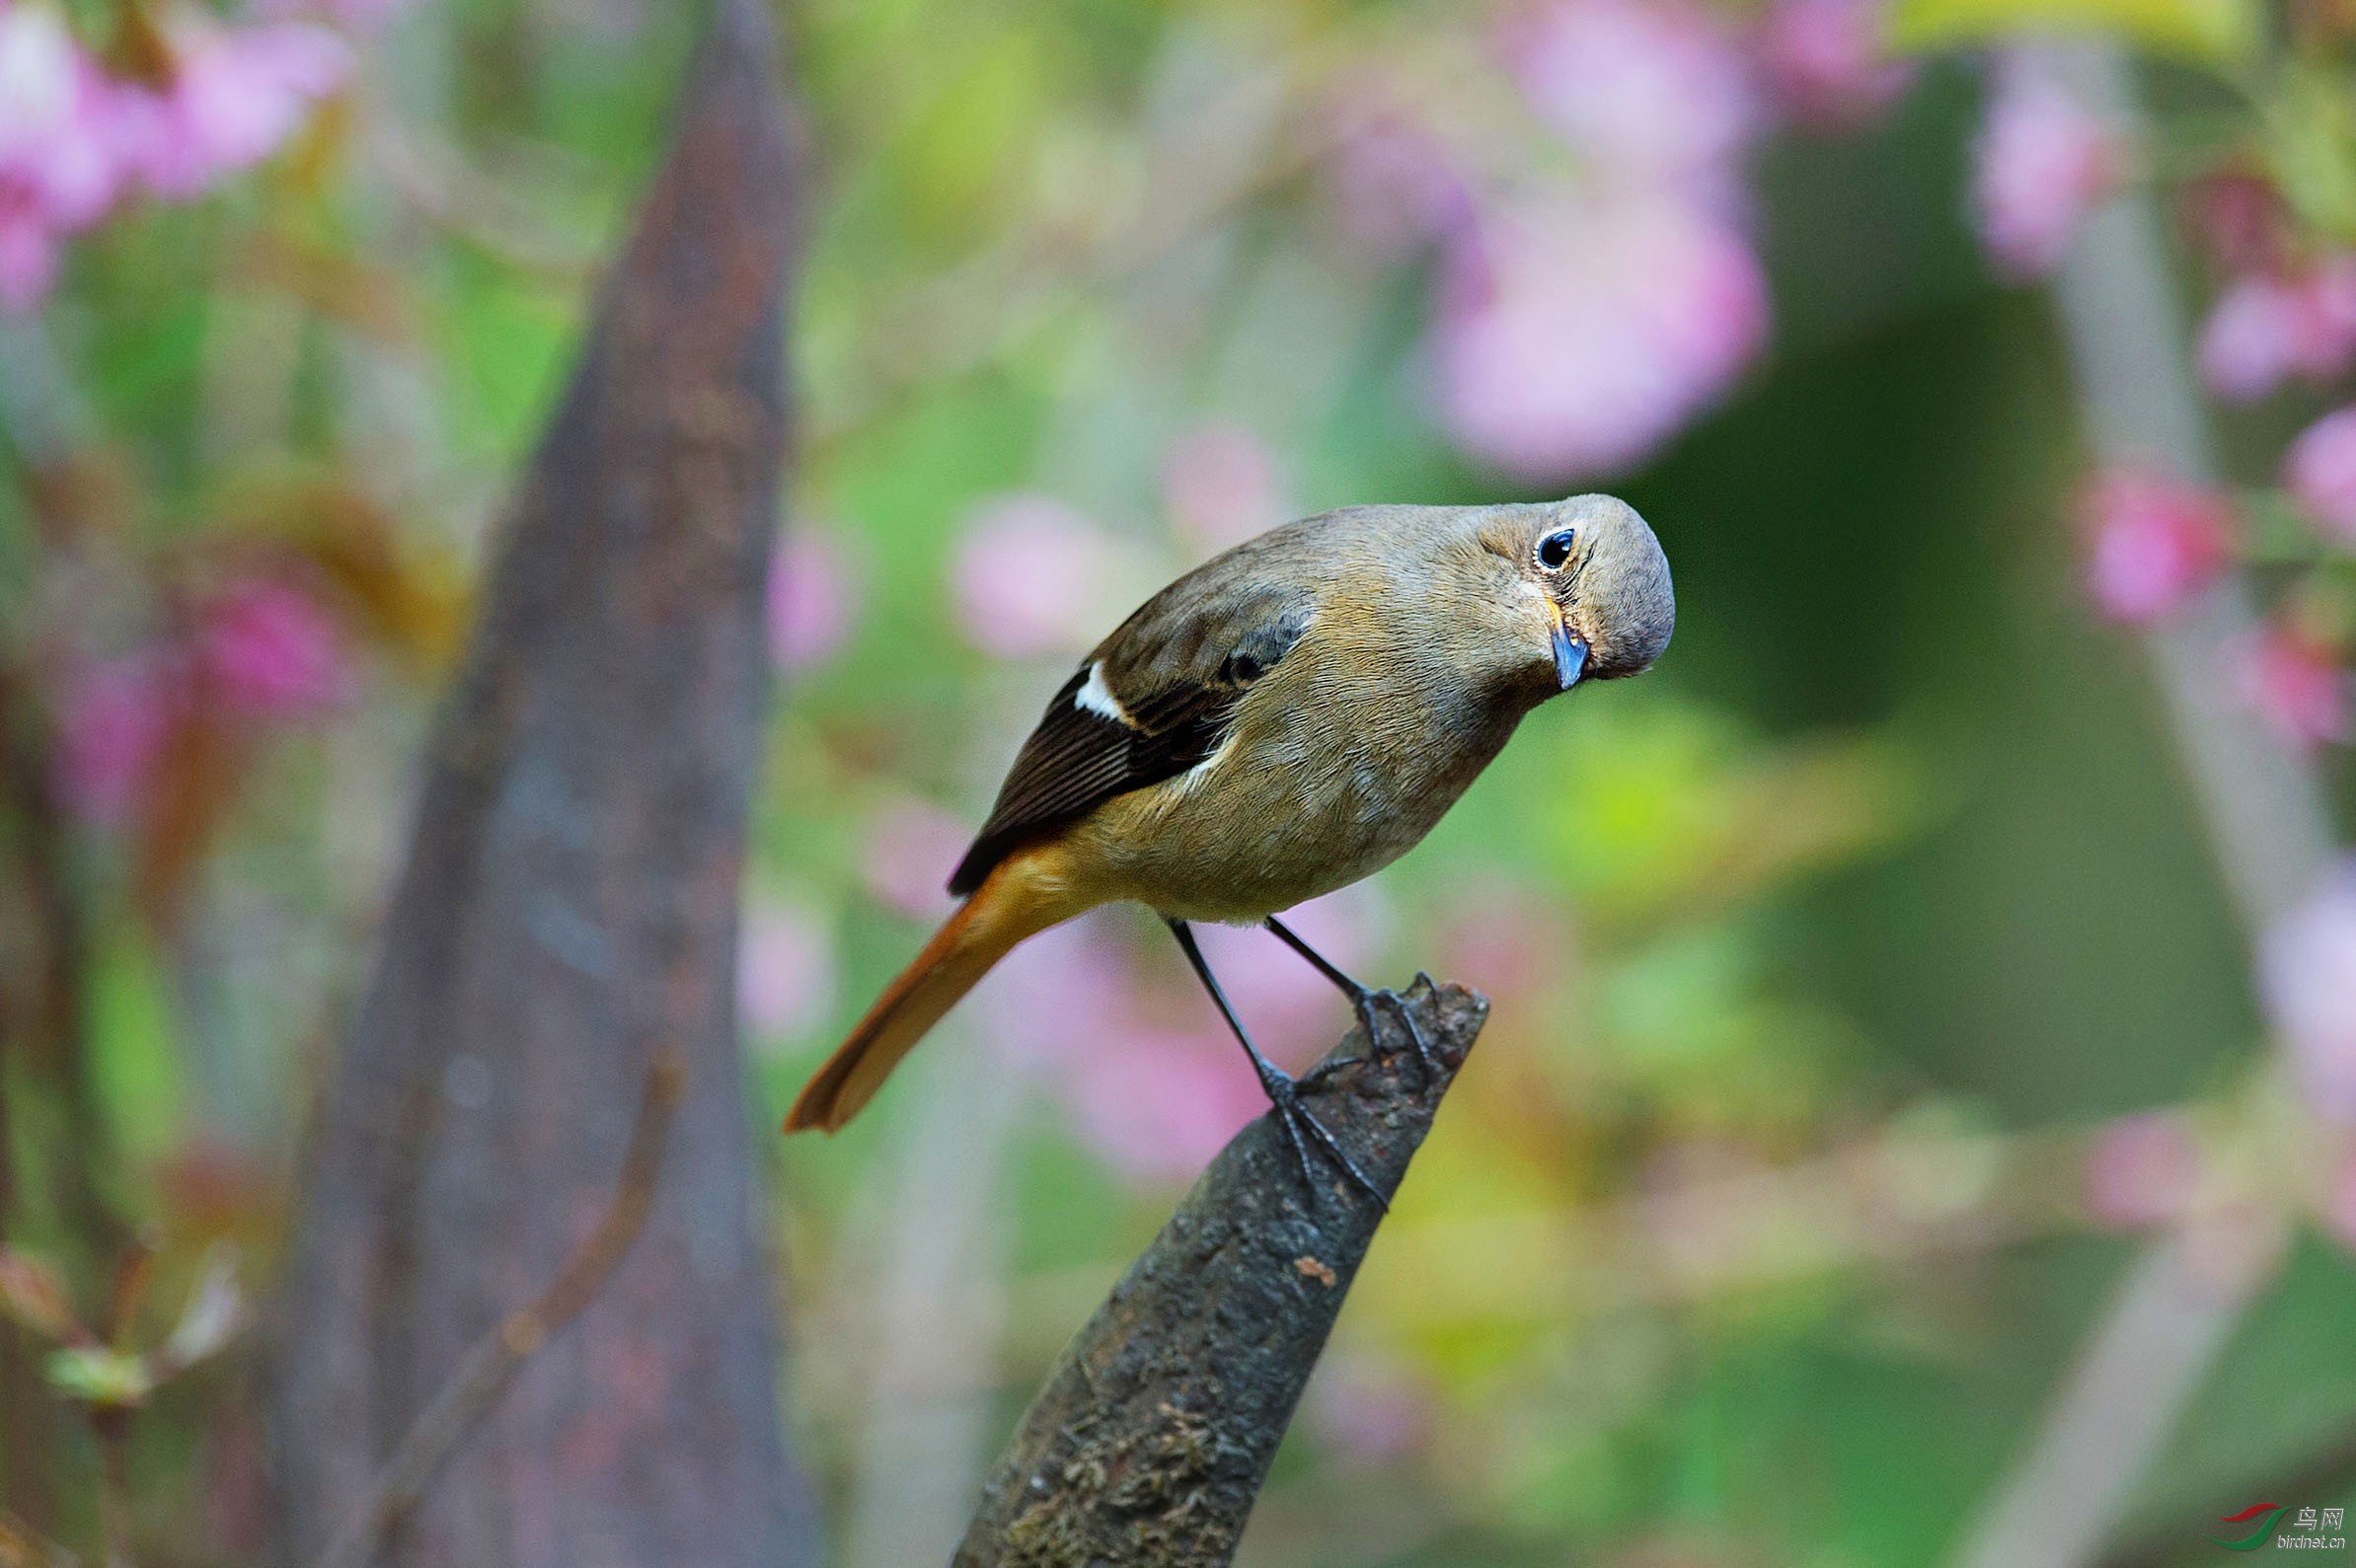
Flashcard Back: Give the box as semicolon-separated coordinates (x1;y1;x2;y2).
1073;660;1131;724
1167;729;1238;799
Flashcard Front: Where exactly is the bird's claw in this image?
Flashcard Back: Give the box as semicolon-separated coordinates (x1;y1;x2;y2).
1254;1063;1388;1211
1297;1054;1362;1093
1350;985;1440;1081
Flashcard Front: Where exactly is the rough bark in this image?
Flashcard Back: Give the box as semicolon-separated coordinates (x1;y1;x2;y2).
267;4;814;1564
953;977;1488;1568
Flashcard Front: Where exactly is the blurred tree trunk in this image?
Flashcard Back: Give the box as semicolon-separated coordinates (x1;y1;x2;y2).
267;4;813;1564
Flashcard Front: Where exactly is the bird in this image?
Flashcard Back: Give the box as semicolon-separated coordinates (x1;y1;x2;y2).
783;493;1675;1203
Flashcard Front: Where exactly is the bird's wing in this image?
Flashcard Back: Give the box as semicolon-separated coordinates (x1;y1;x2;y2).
947;579;1313;896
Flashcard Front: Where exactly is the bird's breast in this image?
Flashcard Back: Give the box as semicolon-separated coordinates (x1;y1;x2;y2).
1066;646;1525;922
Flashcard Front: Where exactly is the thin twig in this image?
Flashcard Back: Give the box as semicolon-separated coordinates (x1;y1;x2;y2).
88;1411;130;1568
837;1030;1027;1568
0;1509;75;1567
0;669;93;1531
308;1047;687;1568
0;670;124;1258
2101;1414;2356;1568
1950;42;2338;1568
0;795;29;1527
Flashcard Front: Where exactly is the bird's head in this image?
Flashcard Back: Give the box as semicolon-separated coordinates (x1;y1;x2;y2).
1476;493;1675;694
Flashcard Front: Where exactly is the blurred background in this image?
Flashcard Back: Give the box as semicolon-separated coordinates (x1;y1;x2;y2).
3;0;2356;1562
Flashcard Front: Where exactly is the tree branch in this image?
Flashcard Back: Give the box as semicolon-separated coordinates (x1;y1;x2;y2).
309;1048;686;1568
0;671;123;1259
1950;42;2336;1568
2099;1415;2356;1568
953;977;1487;1567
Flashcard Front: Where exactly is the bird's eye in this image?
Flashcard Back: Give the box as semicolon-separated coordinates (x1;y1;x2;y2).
1537;528;1576;571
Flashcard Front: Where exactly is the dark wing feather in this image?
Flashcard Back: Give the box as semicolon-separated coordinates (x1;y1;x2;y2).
946;589;1311;896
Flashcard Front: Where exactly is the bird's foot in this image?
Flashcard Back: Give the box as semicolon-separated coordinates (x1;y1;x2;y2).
1349;981;1438;1081
1253;1060;1387;1212
1295;1054;1361;1092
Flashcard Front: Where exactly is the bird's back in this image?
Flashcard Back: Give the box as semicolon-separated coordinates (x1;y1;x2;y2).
1059;507;1534;922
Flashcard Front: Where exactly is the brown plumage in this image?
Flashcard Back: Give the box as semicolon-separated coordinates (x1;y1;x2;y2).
784;493;1674;1138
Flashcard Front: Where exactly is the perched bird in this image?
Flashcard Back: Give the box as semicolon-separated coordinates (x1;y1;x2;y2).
784;494;1675;1202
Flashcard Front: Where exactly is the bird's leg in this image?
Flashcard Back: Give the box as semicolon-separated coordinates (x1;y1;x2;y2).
1167;920;1387;1211
1262;915;1437;1080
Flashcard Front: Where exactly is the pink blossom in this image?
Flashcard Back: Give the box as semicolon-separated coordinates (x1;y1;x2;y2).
969;913;1134;1072
1757;0;1915;131
2241;625;2348;751
53;652;184;825
2200;277;2320;402
197;578;348;718
858;796;972;922
1434;876;1574;1002
1052;892;1384;1182
0;200;56;309
1185;888;1384;1059
2259;867;2356;1122
950;494;1125;658
0;4;355;311
0;6;90;182
2181;171;2287;275
738;896;836;1042
1321;95;1473;255
1060;1025;1267;1185
1429;194;1768;481
0;3;124;309
2284;406;2356;547
2197;261;2356;403
0;7;119;223
2083;1111;2202;1229
1971;53;2125;277
1162;422;1289;557
1508;0;1758;200
2080;468;2232;625
766;527;859;673
2321;1150;2356;1253
114;17;349;202
969;903;1387;1186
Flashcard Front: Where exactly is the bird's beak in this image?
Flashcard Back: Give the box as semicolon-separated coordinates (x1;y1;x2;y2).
1551;608;1588;691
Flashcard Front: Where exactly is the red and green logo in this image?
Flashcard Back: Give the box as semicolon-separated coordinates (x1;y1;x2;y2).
2208;1503;2290;1551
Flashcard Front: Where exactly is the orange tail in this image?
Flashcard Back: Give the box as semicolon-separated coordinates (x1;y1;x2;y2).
782;855;1070;1134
